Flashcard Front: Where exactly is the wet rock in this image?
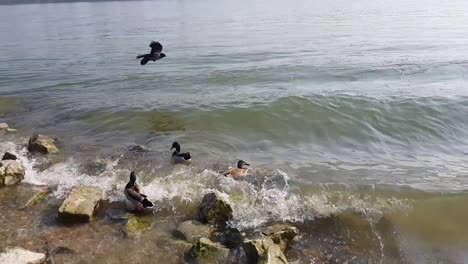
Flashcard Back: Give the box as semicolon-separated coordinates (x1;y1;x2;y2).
123;213;153;236
175;220;215;243
0;122;8;132
0;247;46;264
212;227;243;249
58;186;103;223
261;224;299;251
28;134;59;154
243;237;289;264
0;159;25;186
81;158;107;175
2;151;17;160
21;187;51;209
128;145;150;153
6;128;17;133
188;237;230;264
199;192;233;225
259;243;288;264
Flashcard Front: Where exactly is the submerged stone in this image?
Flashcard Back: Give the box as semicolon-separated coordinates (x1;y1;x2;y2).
21;187;51;209
199;192;233;226
58;186;103;223
175;220;215;243
2;152;17;161
0;159;25;186
123;213;153;236
28;134;59;154
0;247;46;264
188;237;230;264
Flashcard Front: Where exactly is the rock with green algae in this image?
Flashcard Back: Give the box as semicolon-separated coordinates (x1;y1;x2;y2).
58;186;103;223
0;159;25;186
123;213;153;236
28;134;59;154
243;237;289;264
188;237;230;264
260;224;299;251
175;220;215;243
199;192;233;225
258;243;288;264
21;187;51;209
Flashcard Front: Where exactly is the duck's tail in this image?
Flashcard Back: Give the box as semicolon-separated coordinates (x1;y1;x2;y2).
141;198;154;208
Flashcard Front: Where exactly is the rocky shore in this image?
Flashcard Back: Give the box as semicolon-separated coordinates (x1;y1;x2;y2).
0;123;404;264
0;124;302;264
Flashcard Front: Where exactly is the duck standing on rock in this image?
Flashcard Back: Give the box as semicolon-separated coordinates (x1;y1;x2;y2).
124;171;153;212
171;142;192;164
224;160;250;177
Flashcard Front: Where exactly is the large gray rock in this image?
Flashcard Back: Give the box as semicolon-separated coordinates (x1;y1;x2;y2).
199;192;233;225
28;134;59;154
58;186;103;223
175;220;215;243
243;237;289;264
0;160;25;186
0;247;46;264
188;237;230;264
2;152;17;161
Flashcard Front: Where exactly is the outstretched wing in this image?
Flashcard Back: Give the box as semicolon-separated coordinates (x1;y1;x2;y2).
140;56;150;65
149;41;163;55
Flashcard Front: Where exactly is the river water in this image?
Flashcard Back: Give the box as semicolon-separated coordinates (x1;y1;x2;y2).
1;0;468;263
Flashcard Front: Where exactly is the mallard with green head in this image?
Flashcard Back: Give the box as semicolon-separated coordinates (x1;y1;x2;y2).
171;142;192;164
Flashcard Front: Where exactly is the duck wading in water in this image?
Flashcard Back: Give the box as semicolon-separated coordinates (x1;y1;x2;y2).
171;142;192;164
224;160;250;177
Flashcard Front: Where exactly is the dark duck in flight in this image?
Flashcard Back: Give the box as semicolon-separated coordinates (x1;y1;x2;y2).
136;41;166;65
124;171;153;212
171;142;192;164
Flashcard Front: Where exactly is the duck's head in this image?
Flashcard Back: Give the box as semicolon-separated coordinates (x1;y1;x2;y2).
171;142;181;152
129;171;137;185
160;53;166;58
237;160;250;169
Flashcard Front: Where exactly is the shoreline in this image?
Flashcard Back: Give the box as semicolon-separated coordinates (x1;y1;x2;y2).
1;126;468;263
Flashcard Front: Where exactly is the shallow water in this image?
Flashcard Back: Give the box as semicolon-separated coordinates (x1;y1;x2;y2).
1;0;468;263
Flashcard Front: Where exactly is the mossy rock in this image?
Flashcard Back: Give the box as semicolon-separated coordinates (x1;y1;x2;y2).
21;187;51;209
28;134;59;154
123;213;153;236
188;237;229;264
199;193;233;226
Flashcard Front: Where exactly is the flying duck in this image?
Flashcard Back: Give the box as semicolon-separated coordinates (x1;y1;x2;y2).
224;160;250;177
171;142;192;164
124;171;153;212
136;41;166;65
